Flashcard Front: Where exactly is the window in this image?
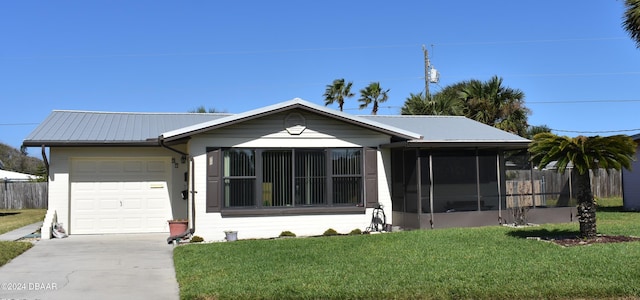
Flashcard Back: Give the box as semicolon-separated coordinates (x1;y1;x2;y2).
331;149;362;205
295;150;326;205
223;149;255;207
219;148;363;209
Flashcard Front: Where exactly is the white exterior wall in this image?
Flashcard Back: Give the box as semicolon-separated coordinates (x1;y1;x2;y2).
41;146;188;239
623;143;640;210
187;110;393;241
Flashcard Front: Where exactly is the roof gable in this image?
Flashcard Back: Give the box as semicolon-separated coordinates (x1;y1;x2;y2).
161;98;422;141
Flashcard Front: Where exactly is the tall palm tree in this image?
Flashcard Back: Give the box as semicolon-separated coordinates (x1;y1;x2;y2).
459;76;529;136
400;92;464;116
323;78;354;111
623;0;640;48
189;105;221;113
358;82;389;115
528;133;636;238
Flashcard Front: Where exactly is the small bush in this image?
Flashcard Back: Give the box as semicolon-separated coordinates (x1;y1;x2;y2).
349;228;362;235
190;236;204;243
323;228;339;236
279;231;296;237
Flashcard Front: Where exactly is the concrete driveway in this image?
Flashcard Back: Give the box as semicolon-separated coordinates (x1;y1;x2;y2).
0;233;179;300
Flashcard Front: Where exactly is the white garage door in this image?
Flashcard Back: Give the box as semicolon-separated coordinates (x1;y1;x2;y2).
70;158;172;234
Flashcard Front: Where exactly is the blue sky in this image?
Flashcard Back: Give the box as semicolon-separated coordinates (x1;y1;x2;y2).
1;1;639;151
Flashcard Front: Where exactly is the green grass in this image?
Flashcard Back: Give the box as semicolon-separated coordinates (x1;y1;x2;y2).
0;241;33;266
0;209;46;234
174;206;640;300
0;209;46;267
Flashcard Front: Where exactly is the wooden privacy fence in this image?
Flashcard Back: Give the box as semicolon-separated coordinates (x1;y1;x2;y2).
506;168;622;207
0;181;48;209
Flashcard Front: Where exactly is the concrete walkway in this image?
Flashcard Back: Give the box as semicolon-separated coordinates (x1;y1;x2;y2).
0;233;179;300
0;221;43;241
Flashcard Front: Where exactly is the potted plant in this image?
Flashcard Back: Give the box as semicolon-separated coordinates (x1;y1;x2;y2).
168;219;189;237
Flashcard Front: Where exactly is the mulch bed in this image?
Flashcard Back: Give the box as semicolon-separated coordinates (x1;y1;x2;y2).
542;235;640;247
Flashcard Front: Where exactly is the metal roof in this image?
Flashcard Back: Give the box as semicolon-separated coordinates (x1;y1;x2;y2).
161;98;422;141
23;110;230;146
361;115;530;149
23;99;530;150
0;169;35;181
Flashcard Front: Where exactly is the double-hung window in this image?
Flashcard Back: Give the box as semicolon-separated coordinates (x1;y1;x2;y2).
222;149;256;207
331;149;362;205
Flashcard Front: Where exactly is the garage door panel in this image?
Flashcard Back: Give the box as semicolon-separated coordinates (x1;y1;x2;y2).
100;199;120;210
124;161;143;172
123;182;142;190
122;198;142;209
147;161;166;172
74;198;96;211
99;161;122;173
122;218;143;230
74;161;98;173
71;158;172;234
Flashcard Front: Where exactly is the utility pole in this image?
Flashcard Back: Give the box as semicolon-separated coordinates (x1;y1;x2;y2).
422;44;430;97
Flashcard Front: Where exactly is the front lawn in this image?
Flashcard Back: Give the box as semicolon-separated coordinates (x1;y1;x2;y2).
0;209;46;234
0;241;33;266
174;208;640;300
0;209;46;267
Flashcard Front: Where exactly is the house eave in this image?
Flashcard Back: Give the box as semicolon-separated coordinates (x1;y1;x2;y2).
22;139;161;148
379;140;531;150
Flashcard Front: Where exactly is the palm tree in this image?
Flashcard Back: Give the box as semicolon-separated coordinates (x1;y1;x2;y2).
358;82;389;115
528;133;636;238
405;76;530;136
524;125;551;139
623;0;640;48
323;78;354;111
458;76;529;136
400;92;464;116
189;105;221;113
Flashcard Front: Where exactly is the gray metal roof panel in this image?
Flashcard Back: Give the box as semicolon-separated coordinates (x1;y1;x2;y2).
23;111;231;146
360;115;530;142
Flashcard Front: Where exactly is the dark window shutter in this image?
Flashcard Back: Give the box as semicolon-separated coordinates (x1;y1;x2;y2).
365;147;379;208
206;149;221;212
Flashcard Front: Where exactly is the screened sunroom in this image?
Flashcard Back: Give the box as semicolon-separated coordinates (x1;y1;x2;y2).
386;146;581;230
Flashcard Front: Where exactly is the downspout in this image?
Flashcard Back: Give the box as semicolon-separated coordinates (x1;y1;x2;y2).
497;152;502;224
41;145;49;175
190;157;196;233
475;149;481;211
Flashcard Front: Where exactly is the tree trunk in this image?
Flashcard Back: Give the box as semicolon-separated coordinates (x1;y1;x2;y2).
575;172;597;238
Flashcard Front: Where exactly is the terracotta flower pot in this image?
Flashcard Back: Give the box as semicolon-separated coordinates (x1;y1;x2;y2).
168;220;189;236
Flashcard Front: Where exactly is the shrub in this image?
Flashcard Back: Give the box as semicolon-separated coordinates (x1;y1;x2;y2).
323;228;339;236
190;236;204;243
349;228;362;235
279;231;296;238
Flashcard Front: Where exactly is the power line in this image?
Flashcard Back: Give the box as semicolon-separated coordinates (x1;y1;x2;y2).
550;128;640;134
528;99;640;104
0;37;627;60
433;37;627;46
